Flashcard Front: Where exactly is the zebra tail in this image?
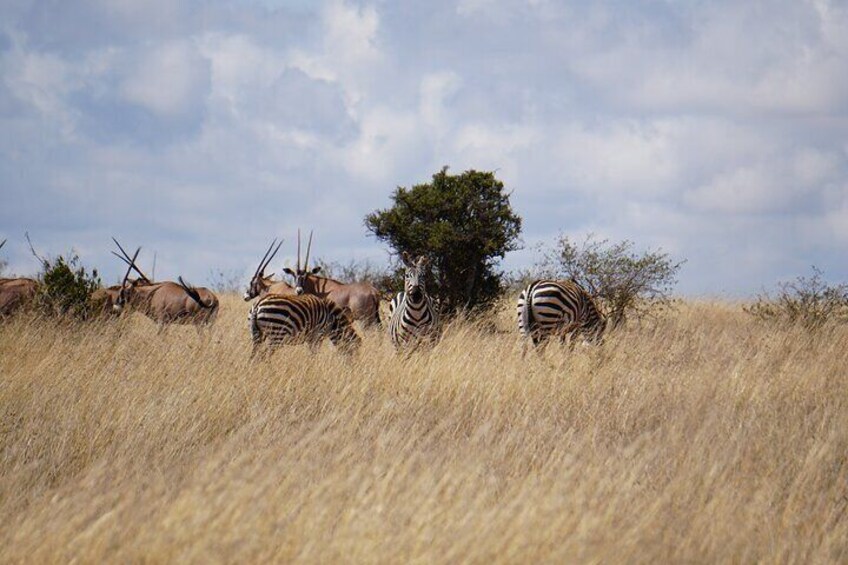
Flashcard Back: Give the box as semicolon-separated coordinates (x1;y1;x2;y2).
249;305;261;343
520;282;535;337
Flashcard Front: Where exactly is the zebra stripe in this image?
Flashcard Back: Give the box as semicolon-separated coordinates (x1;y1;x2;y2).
249;294;360;355
388;255;439;349
517;279;606;346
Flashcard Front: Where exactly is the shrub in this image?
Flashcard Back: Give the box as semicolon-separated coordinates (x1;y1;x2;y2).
35;253;102;320
365;167;523;315
744;266;848;330
207;268;244;294
533;233;684;328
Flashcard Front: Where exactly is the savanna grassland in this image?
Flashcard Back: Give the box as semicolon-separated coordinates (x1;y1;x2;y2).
1;295;847;563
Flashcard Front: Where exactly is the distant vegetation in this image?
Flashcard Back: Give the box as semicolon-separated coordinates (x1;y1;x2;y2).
365;167;522;314
33;252;101;320
524;233;684;328
745;266;848;329
207;268;245;294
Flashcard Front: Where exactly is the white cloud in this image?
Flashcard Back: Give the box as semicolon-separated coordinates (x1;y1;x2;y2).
1;0;848;295
120;40;210;118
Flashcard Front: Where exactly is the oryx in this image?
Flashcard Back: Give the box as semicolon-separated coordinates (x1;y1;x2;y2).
282;230;381;327
0;239;38;318
243;238;296;301
111;239;219;327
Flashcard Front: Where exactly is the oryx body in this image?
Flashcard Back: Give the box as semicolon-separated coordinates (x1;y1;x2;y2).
90;285;122;317
0;240;37;317
0;277;38;318
116;279;219;325
111;239;219;327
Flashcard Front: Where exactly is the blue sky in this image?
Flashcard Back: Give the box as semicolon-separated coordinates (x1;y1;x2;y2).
1;0;846;295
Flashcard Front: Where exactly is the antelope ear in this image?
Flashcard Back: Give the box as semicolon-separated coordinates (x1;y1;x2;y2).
283;267;295;276
311;266;322;274
266;272;275;279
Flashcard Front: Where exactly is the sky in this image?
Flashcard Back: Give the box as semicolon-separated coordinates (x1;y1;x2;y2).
0;0;846;296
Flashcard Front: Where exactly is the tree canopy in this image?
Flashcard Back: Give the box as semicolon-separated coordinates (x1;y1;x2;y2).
365;167;522;314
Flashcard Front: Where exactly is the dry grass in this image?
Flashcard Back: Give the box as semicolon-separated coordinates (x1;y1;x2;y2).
1;296;847;563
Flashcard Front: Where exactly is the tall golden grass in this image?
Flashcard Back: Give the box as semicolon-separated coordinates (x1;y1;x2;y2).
1;295;847;563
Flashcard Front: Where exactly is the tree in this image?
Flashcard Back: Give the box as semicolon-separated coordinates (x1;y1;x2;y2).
744;266;848;330
365;167;522;314
534;233;684;328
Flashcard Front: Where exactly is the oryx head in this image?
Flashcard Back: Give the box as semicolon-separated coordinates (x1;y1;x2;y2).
244;238;283;301
111;238;153;313
401;252;429;302
113;246;142;313
283;229;321;295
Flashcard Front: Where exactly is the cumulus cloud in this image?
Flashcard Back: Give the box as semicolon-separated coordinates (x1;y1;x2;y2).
0;0;847;294
120;40;210;119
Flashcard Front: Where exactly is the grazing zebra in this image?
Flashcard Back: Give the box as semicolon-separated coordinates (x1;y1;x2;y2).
388;253;439;349
248;293;361;356
517;279;606;346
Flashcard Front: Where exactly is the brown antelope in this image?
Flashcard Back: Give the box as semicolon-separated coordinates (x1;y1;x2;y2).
88;240;156;317
243;238;296;301
282;230;381;327
90;285;122;316
112;241;219;327
0;239;38;318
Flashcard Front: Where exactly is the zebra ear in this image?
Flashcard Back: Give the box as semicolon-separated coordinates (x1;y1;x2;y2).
417;256;429;267
401;251;411;265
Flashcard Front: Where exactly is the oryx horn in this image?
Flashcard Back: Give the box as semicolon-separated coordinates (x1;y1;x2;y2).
304;230;313;270
121;247;142;286
255;238;283;278
112;237;151;282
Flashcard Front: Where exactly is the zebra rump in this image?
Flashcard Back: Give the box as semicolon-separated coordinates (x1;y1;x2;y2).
517;279;605;346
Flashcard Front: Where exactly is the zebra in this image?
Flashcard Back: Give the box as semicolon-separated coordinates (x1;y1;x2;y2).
517;279;606;347
388;253;439;349
248;293;361;357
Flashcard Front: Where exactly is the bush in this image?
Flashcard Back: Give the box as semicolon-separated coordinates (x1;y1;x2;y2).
365;167;523;315
744;266;848;330
35;253;102;320
207;268;243;294
533;233;684;328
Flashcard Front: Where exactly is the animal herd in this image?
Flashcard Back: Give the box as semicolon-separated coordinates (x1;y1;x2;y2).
0;234;608;354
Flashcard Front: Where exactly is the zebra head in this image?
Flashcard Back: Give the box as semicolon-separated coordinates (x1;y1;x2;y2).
244;238;283;301
401;252;429;303
283;229;320;295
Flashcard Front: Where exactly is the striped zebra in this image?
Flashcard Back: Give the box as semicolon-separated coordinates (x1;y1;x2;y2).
388;253;439;349
248;293;361;356
517;279;606;346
